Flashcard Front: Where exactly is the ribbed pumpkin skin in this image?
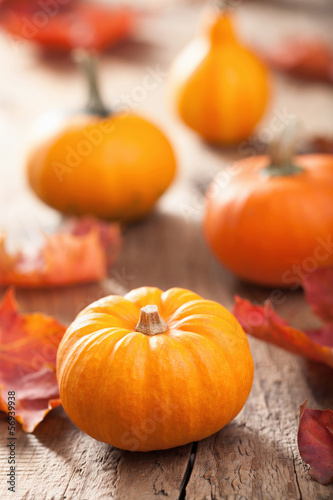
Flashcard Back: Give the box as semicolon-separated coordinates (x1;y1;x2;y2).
57;287;254;451
204;154;333;287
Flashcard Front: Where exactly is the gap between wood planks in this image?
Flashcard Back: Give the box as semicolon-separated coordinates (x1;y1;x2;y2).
178;442;198;500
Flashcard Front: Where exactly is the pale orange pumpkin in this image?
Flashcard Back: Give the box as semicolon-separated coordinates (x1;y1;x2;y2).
168;7;269;143
57;286;254;451
26;53;176;223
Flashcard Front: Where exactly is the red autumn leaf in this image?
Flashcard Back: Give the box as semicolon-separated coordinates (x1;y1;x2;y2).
262;38;333;84
233;296;333;368
0;217;121;287
303;267;333;324
298;402;333;485
0;289;66;432
300;136;333;155
0;0;137;51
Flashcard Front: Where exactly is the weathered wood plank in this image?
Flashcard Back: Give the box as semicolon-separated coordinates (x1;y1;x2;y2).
1;1;333;499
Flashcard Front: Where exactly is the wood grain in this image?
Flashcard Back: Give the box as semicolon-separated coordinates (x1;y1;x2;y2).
1;1;333;499
186;342;333;499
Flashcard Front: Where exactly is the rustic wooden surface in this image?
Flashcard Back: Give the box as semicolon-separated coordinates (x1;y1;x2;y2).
0;1;333;499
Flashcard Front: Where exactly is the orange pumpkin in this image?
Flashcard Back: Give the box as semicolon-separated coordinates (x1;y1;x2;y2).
57;286;254;451
204;127;333;287
168;7;269;143
26;53;176;223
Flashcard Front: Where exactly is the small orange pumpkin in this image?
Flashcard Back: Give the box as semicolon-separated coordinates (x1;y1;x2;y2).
26;53;176;223
204;126;333;287
57;286;254;451
168;6;269;143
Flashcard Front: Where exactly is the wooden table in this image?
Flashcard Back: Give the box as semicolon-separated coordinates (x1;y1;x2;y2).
0;2;333;499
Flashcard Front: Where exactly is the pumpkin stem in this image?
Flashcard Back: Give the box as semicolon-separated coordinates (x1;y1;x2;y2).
74;49;109;117
262;120;304;177
135;305;168;335
216;0;229;11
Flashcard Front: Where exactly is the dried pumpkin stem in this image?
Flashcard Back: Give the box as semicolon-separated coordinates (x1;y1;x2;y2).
215;0;229;11
135;305;168;335
74;49;109;117
262;120;304;177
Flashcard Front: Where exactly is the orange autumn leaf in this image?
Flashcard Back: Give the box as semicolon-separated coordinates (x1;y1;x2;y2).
0;0;137;51
298;402;333;485
0;289;66;432
0;217;121;287
233;296;333;368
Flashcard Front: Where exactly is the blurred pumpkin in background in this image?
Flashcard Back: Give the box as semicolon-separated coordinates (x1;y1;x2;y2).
169;4;270;143
57;286;254;451
26;52;177;222
0;0;137;51
204;123;333;287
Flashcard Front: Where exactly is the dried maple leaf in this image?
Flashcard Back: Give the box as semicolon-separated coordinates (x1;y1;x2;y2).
262;39;333;84
298;402;333;485
300;269;333;348
303;267;333;324
0;289;65;432
299;136;333;155
233;296;333;368
0;0;137;51
0;217;121;287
